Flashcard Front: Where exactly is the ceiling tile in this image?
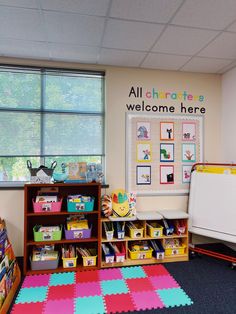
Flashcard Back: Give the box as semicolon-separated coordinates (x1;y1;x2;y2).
44;11;105;45
181;56;233;73
98;48;145;67
110;0;182;23
0;38;49;59
40;0;110;16
226;20;236;32
102;19;165;51
152;25;218;55
49;43;99;63
0;7;46;41
198;32;236;59
0;0;38;8
141;52;191;70
171;0;236;30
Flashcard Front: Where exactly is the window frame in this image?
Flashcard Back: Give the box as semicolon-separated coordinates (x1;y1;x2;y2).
0;64;105;187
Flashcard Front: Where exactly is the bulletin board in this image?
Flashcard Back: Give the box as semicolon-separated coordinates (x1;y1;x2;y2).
126;113;204;195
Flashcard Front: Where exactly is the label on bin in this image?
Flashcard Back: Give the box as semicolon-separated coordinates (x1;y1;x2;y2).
42;203;52;211
43;232;53;240
85;258;95;266
73;230;84;239
75;203;85;211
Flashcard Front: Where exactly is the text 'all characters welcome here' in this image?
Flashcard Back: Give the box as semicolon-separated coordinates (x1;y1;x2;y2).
126;86;206;114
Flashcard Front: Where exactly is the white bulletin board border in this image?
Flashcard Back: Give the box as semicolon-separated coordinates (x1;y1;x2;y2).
126;112;204;196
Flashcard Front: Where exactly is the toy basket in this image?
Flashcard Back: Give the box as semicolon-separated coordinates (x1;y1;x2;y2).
33;225;62;242
147;222;163;237
32;198;63;213
67;196;94;212
27;160;57;184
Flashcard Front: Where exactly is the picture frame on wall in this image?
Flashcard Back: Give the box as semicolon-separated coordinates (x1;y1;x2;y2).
182;165;192;183
136;122;151;140
136;142;152;162
182;122;196;141
160;143;174;162
160;122;174;140
136;165;151;185
160;165;174;184
182;143;196;162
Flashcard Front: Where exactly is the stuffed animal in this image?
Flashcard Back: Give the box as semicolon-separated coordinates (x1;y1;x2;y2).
101;194;112;217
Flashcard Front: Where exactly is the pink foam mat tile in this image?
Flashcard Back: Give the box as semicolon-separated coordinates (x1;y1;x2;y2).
126;277;154;292
76;269;100;283
43;299;74;314
150;275;180;290
142;264;170;277
47;284;76;300
11;302;45;314
131;291;164;310
104;293;136;313
99;268;123;281
75;281;102;297
22;274;51;288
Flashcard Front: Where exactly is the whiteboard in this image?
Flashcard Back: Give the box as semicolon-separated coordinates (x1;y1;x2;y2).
188;171;236;243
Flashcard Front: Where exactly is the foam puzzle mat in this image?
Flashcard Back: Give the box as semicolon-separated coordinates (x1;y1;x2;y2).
12;265;193;313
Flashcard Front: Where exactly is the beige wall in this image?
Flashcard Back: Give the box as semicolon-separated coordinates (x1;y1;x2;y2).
0;58;222;255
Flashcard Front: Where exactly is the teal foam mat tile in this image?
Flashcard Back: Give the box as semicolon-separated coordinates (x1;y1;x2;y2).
121;266;146;279
49;272;75;286
157;287;193;307
75;295;105;314
101;279;129;295
15;286;48;304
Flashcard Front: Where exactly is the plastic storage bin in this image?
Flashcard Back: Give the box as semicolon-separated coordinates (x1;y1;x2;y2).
128;247;153;260
150;240;165;259
33;225;62;242
114;221;125;239
67;197;94;212
62;256;77;268
147;222;163;237
32;198;63;213
113;242;126;263
165;244;186;256
82;255;97;267
64;225;92;240
127;223;144;239
102;243;115;263
30;258;59;271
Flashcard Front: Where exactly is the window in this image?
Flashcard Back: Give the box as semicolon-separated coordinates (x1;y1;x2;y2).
0;66;105;185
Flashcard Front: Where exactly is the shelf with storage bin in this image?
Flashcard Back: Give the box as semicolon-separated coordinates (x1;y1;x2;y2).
100;210;189;268
24;183;101;275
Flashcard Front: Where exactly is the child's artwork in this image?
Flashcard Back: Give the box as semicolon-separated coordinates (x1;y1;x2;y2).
160;165;174;184
136;122;150;140
182;165;192;183
182;144;196;162
160;122;174;140
182;122;196;141
137;142;152;162
160;143;174;162
136;166;151;185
